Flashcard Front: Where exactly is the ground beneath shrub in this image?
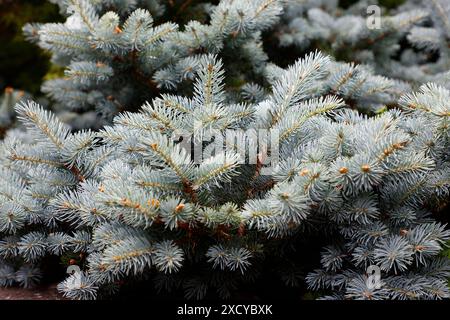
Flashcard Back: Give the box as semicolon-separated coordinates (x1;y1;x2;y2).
0;284;64;300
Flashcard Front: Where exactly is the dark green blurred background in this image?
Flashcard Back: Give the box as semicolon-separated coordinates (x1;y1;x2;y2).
0;0;62;94
0;0;404;96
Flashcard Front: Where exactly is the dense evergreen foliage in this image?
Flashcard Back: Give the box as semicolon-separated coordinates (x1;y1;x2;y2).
0;0;449;300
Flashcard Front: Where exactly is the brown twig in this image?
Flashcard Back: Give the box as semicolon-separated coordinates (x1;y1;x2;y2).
182;180;199;203
176;0;194;16
67;164;85;182
246;153;276;198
